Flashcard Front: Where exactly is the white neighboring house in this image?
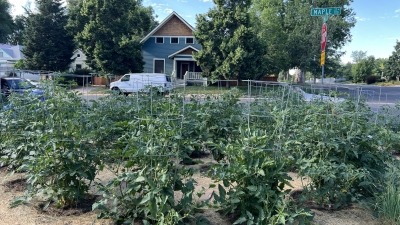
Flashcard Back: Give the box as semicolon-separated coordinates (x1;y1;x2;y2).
70;49;90;72
0;44;24;76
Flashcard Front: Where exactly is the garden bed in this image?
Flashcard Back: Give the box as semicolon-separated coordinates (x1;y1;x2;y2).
1;83;398;224
0;163;380;225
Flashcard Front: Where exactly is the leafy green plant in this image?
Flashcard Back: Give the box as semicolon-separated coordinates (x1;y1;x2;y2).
0;93;46;170
282;99;394;208
181;88;244;161
93;115;199;224
375;162;400;224
211;129;313;224
8;84;102;208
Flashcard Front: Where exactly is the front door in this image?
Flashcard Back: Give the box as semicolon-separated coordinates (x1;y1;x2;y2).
180;63;189;79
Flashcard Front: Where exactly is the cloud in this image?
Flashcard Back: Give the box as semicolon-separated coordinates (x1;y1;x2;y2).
395;9;400;17
355;16;368;22
200;0;212;2
164;8;174;14
149;3;168;10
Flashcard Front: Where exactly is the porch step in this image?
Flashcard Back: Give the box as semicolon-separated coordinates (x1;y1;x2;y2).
173;79;186;87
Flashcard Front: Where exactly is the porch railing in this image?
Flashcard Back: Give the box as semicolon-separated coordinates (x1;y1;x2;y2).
184;72;208;86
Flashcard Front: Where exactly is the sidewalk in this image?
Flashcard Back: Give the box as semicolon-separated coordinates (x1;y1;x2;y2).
72;85;109;95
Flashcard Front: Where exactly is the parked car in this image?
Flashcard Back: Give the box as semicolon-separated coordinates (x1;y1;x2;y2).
0;77;44;98
110;73;173;95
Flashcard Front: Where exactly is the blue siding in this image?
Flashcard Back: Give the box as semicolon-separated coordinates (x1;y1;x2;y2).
142;37;202;75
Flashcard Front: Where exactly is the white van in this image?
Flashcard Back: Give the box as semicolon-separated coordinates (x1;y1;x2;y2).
110;73;173;95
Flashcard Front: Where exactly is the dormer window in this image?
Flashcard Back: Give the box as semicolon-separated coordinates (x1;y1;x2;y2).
186;37;194;44
171;37;179;44
156;37;164;44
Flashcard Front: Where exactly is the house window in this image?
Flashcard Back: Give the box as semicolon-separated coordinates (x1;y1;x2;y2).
154;59;165;73
156;37;164;44
170;37;179;44
76;64;82;69
186;37;194;44
77;53;81;58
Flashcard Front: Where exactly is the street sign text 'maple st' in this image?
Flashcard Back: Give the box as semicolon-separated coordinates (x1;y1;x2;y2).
311;7;342;16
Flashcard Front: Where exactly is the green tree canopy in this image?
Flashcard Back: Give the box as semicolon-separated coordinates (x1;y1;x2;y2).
384;40;400;81
0;0;14;43
351;50;367;63
351;55;375;83
194;0;266;81
9;15;27;45
72;0;157;75
252;0;355;76
23;0;74;71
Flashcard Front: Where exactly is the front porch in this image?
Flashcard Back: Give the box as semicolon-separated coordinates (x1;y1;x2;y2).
171;59;207;86
172;71;208;86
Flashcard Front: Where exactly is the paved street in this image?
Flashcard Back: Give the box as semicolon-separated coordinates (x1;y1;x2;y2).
75;84;400;113
308;83;400;104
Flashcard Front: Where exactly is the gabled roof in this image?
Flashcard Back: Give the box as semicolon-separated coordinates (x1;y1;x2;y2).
0;44;24;59
140;11;195;43
168;46;199;58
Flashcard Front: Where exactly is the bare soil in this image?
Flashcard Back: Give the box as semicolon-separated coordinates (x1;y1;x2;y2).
0;158;381;225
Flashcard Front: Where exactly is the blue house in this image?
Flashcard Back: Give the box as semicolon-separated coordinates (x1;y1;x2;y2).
141;12;203;81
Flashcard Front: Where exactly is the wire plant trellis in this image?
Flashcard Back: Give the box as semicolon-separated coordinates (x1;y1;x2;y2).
1;79;400;223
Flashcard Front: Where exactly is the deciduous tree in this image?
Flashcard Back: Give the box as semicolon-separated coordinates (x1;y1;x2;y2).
252;0;355;78
384;41;400;81
194;0;266;81
351;50;367;63
351;56;375;83
73;0;156;75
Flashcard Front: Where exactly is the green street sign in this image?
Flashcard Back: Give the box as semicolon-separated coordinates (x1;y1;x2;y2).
311;7;341;16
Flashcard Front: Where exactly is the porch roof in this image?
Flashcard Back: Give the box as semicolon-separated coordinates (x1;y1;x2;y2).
168;46;199;59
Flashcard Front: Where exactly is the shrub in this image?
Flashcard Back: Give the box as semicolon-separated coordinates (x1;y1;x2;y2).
366;75;377;84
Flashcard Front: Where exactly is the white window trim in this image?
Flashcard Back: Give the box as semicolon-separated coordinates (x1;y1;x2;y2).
153;58;165;73
185;37;194;44
170;37;179;44
155;37;164;44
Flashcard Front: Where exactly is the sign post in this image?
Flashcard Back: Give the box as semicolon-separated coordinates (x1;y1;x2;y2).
320;23;327;83
311;6;341;84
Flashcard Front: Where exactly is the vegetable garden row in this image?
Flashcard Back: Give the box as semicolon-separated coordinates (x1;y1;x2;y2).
1;82;400;224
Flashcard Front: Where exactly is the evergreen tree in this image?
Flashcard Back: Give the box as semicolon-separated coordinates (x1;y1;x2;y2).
384;41;400;81
194;0;266;81
23;0;74;71
73;0;157;75
9;15;27;45
0;0;13;43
